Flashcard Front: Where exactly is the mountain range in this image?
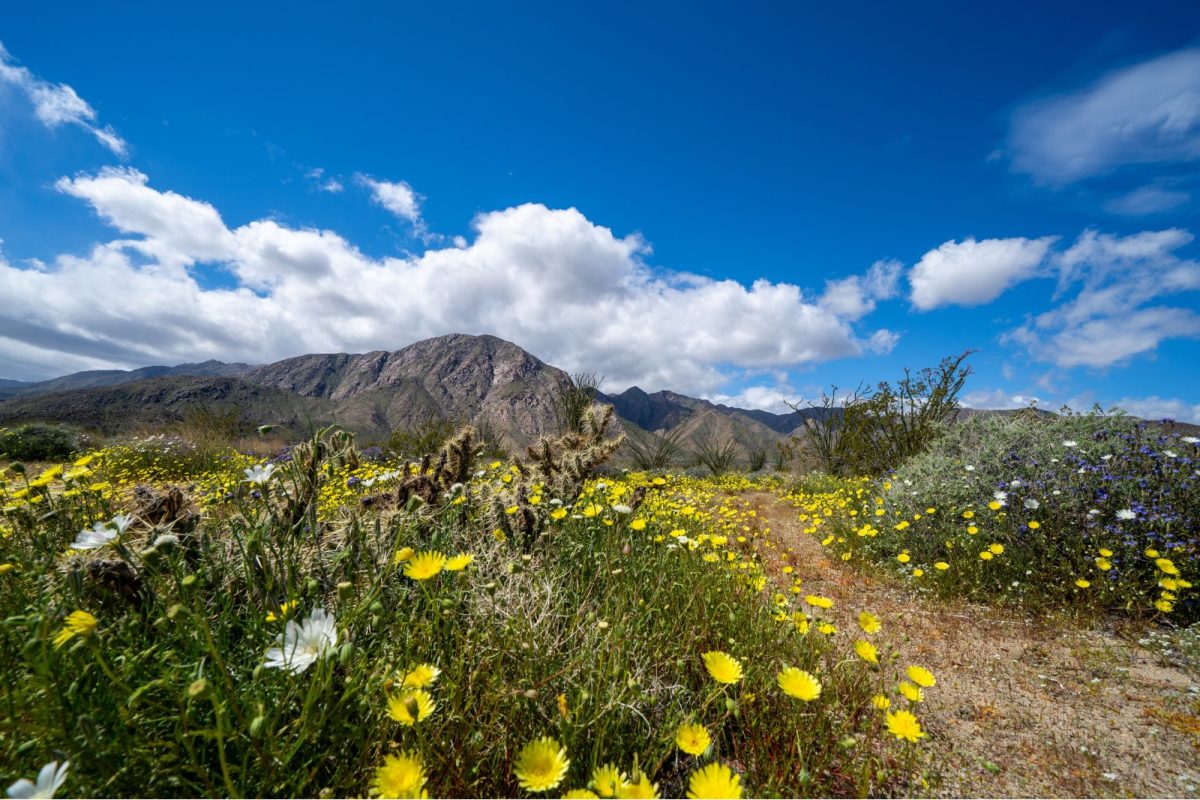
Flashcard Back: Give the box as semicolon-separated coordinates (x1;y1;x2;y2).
9;333;1172;459
0;334;825;456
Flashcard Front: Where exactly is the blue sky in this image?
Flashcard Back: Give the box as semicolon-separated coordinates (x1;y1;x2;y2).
1;1;1199;420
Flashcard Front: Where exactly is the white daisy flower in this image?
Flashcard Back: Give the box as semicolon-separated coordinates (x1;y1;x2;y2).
71;521;118;550
264;608;338;674
7;760;69;799
1115;509;1137;521
242;464;279;485
1024;498;1040;510
1183;436;1199;444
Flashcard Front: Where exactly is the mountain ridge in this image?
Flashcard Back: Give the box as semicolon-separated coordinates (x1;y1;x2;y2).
7;333;1184;453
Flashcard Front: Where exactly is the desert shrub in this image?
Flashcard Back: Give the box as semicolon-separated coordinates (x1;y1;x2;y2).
813;410;1199;622
624;425;685;470
0;423;88;462
473;417;509;460
789;352;973;476
692;434;740;476
771;440;795;471
175;405;246;448
746;445;768;472
551;372;602;435
385;415;457;459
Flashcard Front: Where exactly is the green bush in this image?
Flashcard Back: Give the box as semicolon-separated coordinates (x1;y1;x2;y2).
385;416;458;459
831;409;1199;622
0;423;88;462
790;352;973;476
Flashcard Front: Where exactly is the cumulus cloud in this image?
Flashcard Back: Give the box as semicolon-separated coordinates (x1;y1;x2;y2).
1109;395;1200;424
819;259;901;320
56;167;236;268
961;388;1200;423
0;41;126;156
356;174;422;223
1006;228;1200;368
909;236;1056;310
961;389;1043;410
707;383;797;414
0;168;895;390
1104;184;1190;216
1009;47;1200;185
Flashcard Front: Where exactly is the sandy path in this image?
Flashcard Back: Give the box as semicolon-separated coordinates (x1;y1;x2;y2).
746;492;1200;798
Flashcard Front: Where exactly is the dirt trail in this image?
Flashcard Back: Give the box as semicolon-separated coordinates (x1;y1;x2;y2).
747;492;1200;798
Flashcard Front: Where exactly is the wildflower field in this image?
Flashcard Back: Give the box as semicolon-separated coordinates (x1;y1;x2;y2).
787;413;1198;623
1;407;1196;798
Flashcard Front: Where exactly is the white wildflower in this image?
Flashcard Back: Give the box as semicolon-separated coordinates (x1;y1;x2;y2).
1116;509;1137;521
243;463;279;485
1063;440;1078;448
71;521;118;550
1024;498;1040;510
7;761;69;799
264;608;338;674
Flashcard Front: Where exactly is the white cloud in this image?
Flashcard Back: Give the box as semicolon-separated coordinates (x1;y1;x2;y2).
961;388;1200;423
0;41;126;156
0;168;895;390
909;236;1056;310
1009;47;1200;185
961;389;1043;410
1013;307;1200;368
819;259;900;320
1109;395;1200;424
356;174;422;223
1006;228;1200;367
56;167;235;268
304;168;344;193
1104;185;1190;216
707;383;796;414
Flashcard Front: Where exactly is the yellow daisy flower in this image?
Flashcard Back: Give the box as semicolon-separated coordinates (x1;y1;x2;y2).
702;651;743;684
776;666;821;701
513;737;570;793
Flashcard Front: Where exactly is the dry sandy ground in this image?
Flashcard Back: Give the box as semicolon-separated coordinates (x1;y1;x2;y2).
746;492;1200;798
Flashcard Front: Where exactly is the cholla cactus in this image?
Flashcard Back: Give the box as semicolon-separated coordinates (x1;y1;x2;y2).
363;426;478;510
361;404;623;551
494;403;625;550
